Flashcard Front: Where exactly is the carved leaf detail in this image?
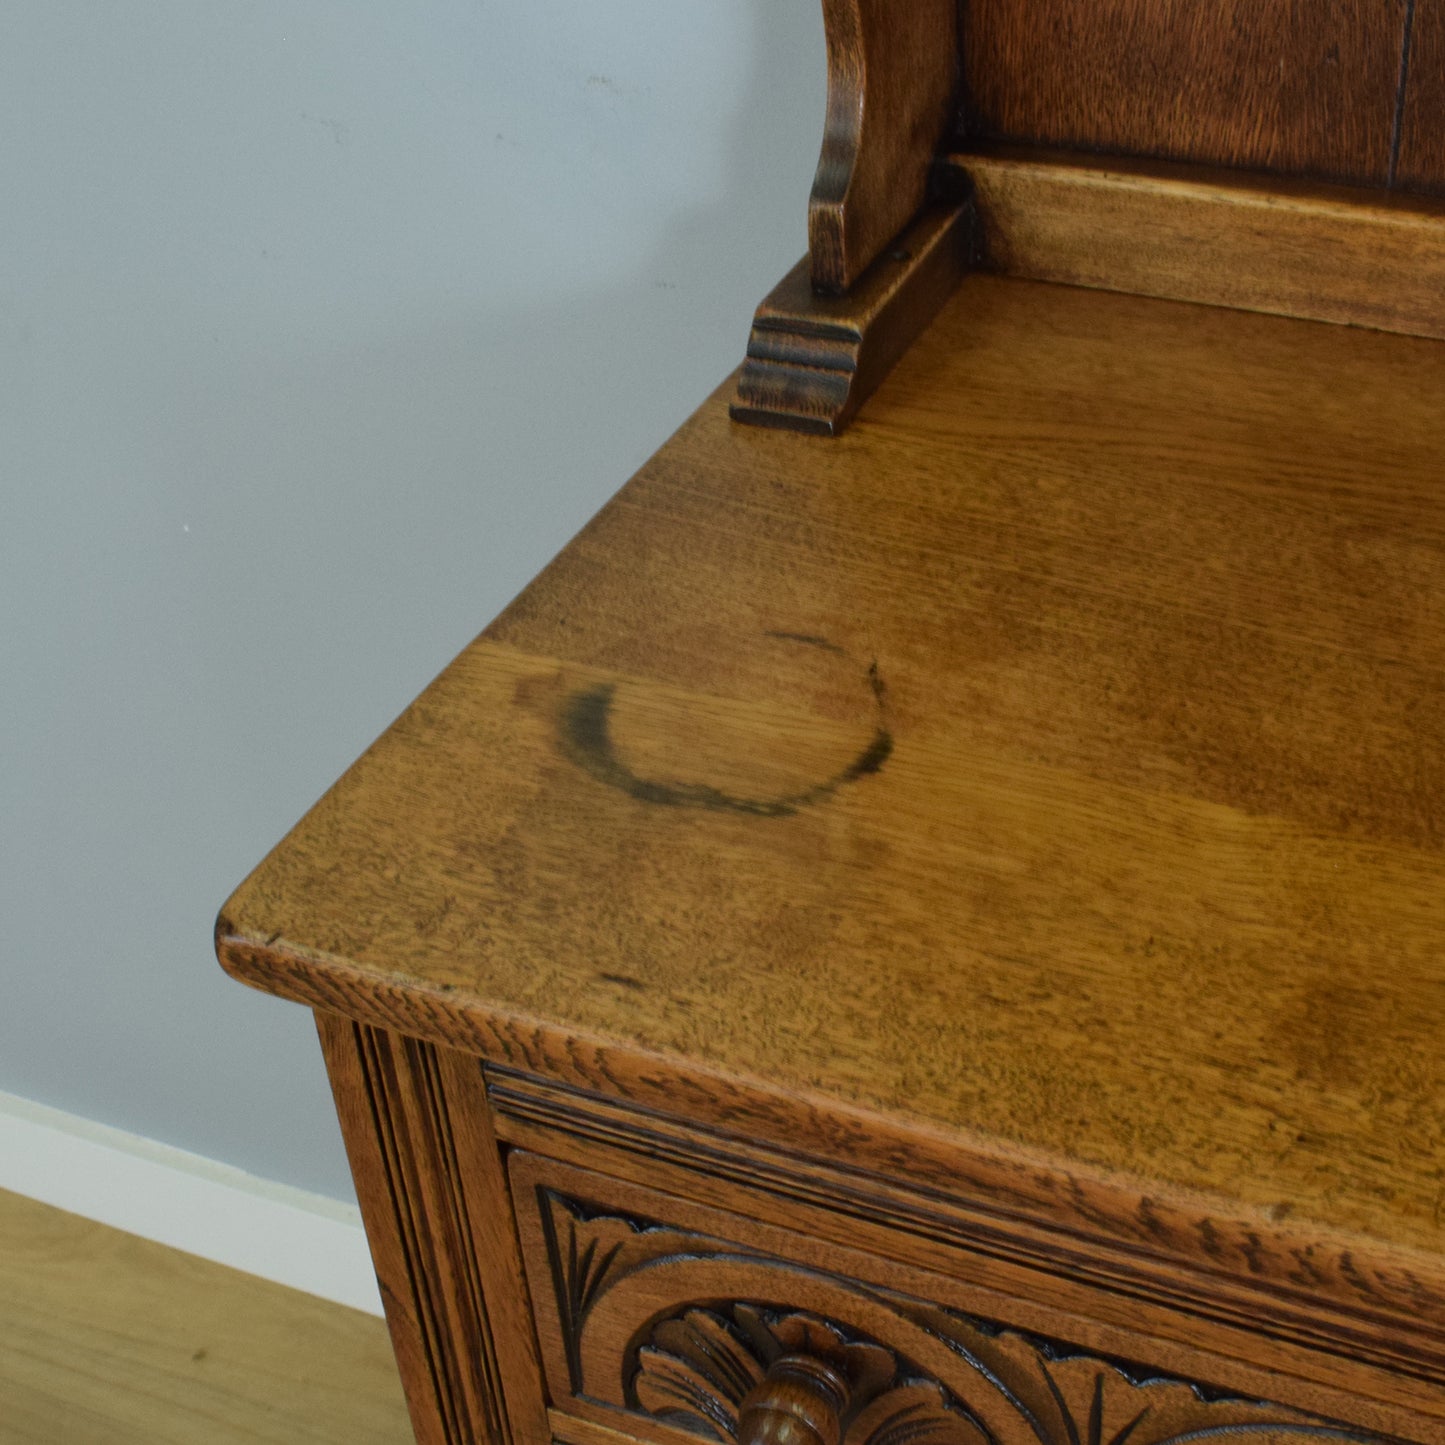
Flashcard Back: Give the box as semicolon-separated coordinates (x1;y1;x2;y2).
847;1382;992;1445
542;1194;1380;1445
1025;1354;1369;1445
630;1303;991;1445
636;1310;766;1439
906;1306;1374;1445
768;1310;896;1403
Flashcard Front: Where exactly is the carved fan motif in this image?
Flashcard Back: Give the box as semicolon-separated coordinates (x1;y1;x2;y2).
536;1192;1380;1445
633;1304;981;1445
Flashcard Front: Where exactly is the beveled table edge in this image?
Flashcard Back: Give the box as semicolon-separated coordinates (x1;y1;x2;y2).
217;914;1445;1386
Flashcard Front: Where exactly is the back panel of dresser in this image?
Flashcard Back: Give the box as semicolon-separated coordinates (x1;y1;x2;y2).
953;0;1443;194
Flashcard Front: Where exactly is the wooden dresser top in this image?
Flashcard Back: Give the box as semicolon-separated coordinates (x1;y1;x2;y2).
220;274;1445;1274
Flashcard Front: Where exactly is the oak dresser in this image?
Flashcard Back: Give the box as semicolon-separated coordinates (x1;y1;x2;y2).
217;5;1445;1444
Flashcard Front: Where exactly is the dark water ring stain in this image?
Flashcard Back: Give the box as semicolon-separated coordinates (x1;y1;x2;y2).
557;646;893;818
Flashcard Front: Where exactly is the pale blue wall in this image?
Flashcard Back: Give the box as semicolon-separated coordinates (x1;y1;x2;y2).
0;1;825;1199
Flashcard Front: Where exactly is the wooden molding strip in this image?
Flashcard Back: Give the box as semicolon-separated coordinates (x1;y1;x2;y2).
954;147;1445;341
731;200;976;437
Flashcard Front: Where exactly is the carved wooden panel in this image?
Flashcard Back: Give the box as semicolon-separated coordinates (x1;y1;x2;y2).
524;1187;1383;1445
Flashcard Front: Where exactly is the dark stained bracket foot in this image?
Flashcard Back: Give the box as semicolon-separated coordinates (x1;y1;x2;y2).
730;200;979;438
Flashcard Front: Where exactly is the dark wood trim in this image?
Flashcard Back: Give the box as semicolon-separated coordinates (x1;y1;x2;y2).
809;0;959;293
730;200;976;437
1396;0;1445;193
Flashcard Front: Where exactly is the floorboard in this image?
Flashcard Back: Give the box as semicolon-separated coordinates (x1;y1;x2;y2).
0;1187;413;1444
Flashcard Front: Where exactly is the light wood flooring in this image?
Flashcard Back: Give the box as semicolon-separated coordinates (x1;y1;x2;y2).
0;1187;413;1443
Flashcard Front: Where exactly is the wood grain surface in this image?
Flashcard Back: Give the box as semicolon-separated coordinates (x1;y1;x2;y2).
958;0;1412;186
1397;0;1445;192
0;1187;410;1445
220;277;1445;1343
809;0;958;292
957;147;1445;339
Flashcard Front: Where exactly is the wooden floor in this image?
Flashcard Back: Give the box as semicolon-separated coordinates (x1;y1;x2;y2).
0;1187;413;1444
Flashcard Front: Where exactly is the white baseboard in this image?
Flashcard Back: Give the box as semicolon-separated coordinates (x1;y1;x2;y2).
0;1090;383;1317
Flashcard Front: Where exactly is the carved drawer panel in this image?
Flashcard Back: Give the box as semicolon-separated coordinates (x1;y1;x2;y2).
507;1153;1390;1445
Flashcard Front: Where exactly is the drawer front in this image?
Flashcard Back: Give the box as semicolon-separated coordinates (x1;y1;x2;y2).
507;1152;1391;1445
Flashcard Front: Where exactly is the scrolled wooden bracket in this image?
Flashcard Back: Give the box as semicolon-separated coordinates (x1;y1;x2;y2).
730;0;966;437
811;0;960;294
731;197;978;437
